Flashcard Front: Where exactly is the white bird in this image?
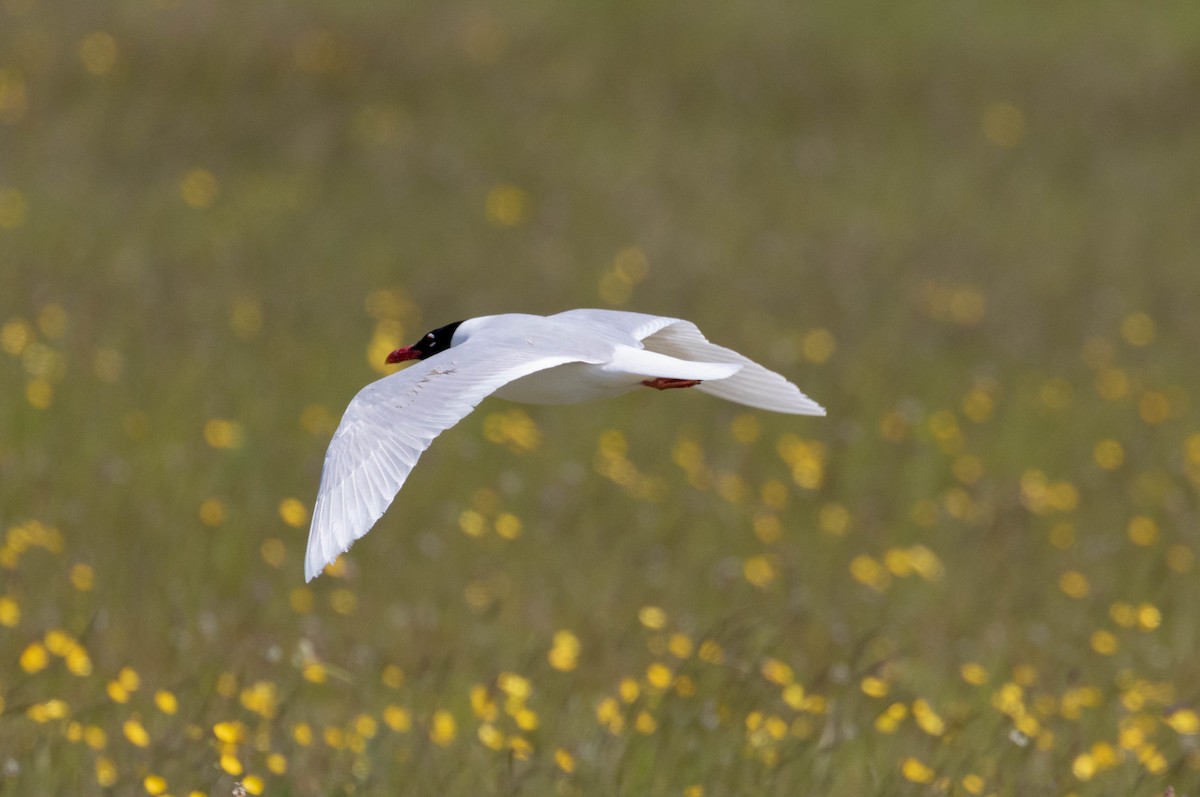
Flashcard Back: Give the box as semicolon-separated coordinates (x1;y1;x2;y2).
304;309;824;580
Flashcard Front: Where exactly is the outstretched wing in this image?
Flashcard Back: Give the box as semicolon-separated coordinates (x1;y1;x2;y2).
305;333;605;580
554;310;825;416
642;321;826;415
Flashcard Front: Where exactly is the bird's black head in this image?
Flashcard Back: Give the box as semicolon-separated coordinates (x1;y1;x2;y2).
385;321;464;363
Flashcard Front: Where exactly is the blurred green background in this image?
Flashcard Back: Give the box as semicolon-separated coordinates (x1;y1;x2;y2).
3;0;1200;794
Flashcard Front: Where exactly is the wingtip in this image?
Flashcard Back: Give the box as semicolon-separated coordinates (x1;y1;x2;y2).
786;399;826;417
780;394;826;416
303;545;329;582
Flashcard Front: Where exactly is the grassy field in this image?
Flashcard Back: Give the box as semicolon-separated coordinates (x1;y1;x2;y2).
3;0;1200;794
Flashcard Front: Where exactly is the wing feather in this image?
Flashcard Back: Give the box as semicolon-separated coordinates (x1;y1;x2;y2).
551;308;680;344
305;329;608;580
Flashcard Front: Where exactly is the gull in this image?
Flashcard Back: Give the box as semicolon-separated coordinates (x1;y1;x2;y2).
304;309;824;580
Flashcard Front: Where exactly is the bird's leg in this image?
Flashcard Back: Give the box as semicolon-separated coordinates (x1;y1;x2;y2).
642;377;701;390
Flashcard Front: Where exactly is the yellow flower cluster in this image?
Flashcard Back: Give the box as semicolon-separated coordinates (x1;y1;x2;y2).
482;408;542;452
594;429;666;501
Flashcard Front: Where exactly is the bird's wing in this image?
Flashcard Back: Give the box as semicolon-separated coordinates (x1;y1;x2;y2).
554;310;824;414
305;331;608;580
550;308;681;345
641;321;826;416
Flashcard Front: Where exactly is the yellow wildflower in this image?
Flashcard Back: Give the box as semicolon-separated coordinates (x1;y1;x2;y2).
901;757;935;783
430;710;457;746
123;718;150;748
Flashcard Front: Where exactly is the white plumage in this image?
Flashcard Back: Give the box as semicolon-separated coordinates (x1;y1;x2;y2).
304;309;824;580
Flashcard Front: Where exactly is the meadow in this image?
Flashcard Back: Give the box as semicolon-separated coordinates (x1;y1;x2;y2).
2;0;1200;794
